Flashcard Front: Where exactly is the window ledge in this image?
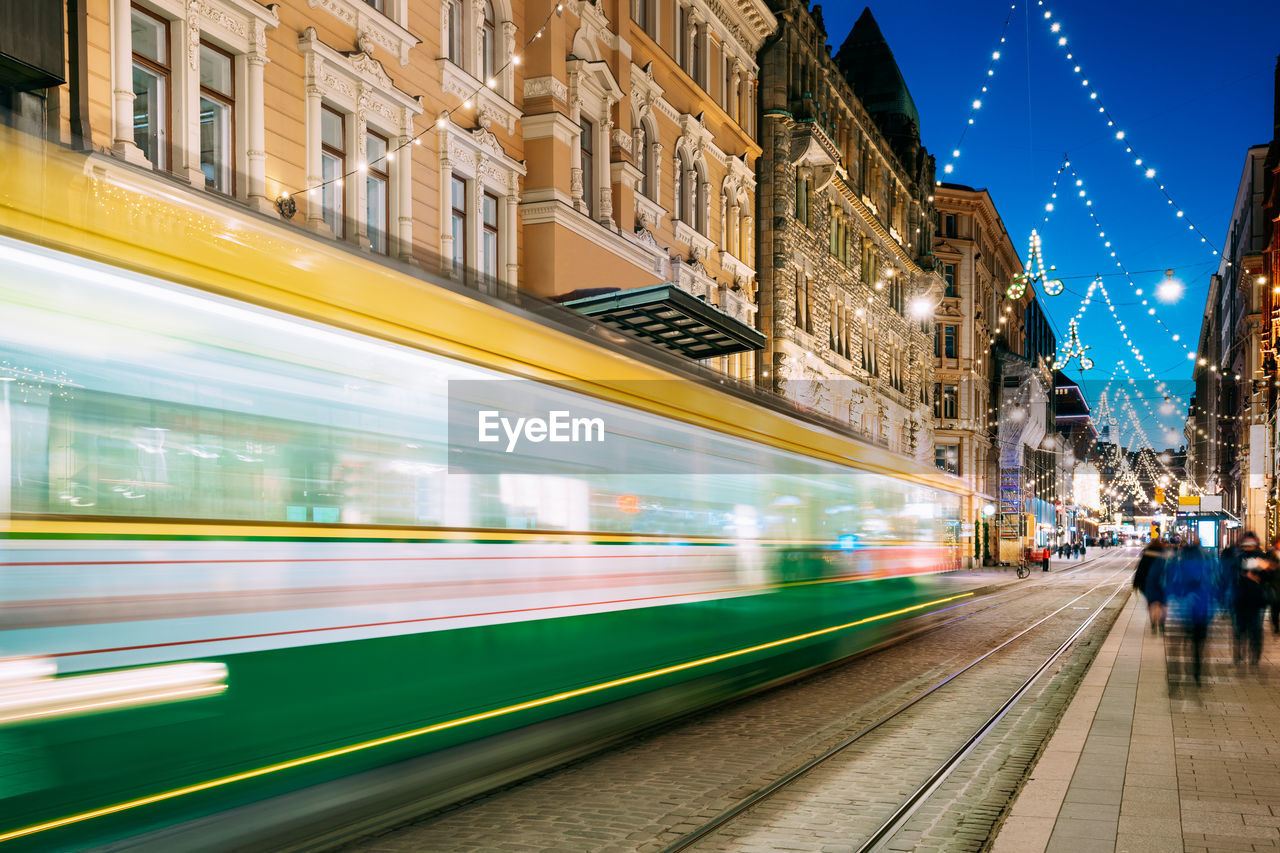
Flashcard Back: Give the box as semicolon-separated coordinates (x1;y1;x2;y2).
673;219;715;261
634;193;666;232
306;0;419;66
439;59;520;134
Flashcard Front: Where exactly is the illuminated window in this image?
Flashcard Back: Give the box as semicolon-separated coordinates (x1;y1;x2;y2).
131;6;169;171
320;105;346;239
366;131;389;254
935;444;959;475
198;42;234;194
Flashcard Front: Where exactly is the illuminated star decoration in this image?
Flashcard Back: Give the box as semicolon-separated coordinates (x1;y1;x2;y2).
1008;229;1064;299
1052;318;1094;371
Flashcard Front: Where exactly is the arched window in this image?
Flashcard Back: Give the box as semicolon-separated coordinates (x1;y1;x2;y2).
446;0;465;66
637;126;649;199
693;159;707;234
482;0;496;81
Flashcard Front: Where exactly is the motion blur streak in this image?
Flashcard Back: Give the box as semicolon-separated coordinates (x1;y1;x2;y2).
0;591;972;844
0;659;227;724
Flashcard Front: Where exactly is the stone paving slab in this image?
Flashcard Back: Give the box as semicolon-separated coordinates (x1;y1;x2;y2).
992;589;1280;853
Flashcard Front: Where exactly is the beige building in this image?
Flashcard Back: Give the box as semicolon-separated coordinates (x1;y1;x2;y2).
931;184;1018;553
33;0;771;380
520;0;775;378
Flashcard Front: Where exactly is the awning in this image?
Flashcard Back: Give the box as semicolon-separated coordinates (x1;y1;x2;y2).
559;283;766;359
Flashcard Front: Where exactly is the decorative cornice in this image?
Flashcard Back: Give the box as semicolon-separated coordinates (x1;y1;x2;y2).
305;0;418;66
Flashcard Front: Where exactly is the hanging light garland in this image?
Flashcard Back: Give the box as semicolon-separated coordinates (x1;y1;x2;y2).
1049;160;1199;364
937;3;1019;183
1035;2;1219;259
273;3;565;216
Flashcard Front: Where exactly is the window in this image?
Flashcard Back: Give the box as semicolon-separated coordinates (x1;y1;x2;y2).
861;237;878;288
302;30;422;256
943;263;956;297
364;0;383;9
580;117;594;218
795;270;810;333
481;0;496;82
632;0;648;29
131;6;170;171
446;0;465;65
690;21;702;85
637;125;651;200
450;173;467;272
481;191;499;280
676;4;687;68
365;131;389;254
796;169;808;227
944;324;957;358
198;42;234;193
320;105;346;238
943;213;956;238
941;384;958;418
935;444;959;475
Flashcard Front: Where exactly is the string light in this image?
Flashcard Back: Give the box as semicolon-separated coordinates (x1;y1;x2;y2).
273;2;565;211
936;4;1018;183
1041;157;1197;367
1036;2;1219;257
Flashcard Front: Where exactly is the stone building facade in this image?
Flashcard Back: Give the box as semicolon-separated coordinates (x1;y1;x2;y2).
756;2;941;461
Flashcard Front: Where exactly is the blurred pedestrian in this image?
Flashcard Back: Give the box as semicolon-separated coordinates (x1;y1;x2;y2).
1135;537;1169;634
1168;539;1216;686
1080;541;1087;559
1224;532;1268;667
1268;539;1280;636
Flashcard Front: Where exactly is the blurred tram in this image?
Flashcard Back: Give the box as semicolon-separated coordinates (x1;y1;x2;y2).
0;128;965;850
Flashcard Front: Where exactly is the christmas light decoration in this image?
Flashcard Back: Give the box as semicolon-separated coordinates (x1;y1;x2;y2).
1053;318;1093;370
1036;1;1218;257
936;4;1019;184
1008;229;1064;299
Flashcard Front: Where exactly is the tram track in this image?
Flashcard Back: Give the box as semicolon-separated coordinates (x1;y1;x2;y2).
318;552;1134;853
662;556;1133;853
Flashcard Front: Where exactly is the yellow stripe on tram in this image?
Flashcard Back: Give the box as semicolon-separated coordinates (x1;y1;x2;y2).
0;591;974;844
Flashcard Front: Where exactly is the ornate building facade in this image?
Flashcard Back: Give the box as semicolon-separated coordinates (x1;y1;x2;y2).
931;183;1021;561
39;0;773;376
519;0;775;378
756;3;941;461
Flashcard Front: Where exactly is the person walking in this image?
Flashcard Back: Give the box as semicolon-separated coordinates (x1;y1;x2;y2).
1168;539;1216;686
1135;537;1169;634
1224;532;1268;667
1268;539;1280;636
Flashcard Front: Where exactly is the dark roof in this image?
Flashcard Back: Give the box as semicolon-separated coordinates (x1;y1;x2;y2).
560;283;766;359
834;8;921;134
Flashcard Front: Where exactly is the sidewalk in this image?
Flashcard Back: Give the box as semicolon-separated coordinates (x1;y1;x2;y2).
992;594;1280;853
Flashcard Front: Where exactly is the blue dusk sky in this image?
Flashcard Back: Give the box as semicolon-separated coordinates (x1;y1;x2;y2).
820;0;1276;448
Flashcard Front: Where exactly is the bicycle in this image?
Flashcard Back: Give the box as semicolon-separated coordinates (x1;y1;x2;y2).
1016;560;1031;579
